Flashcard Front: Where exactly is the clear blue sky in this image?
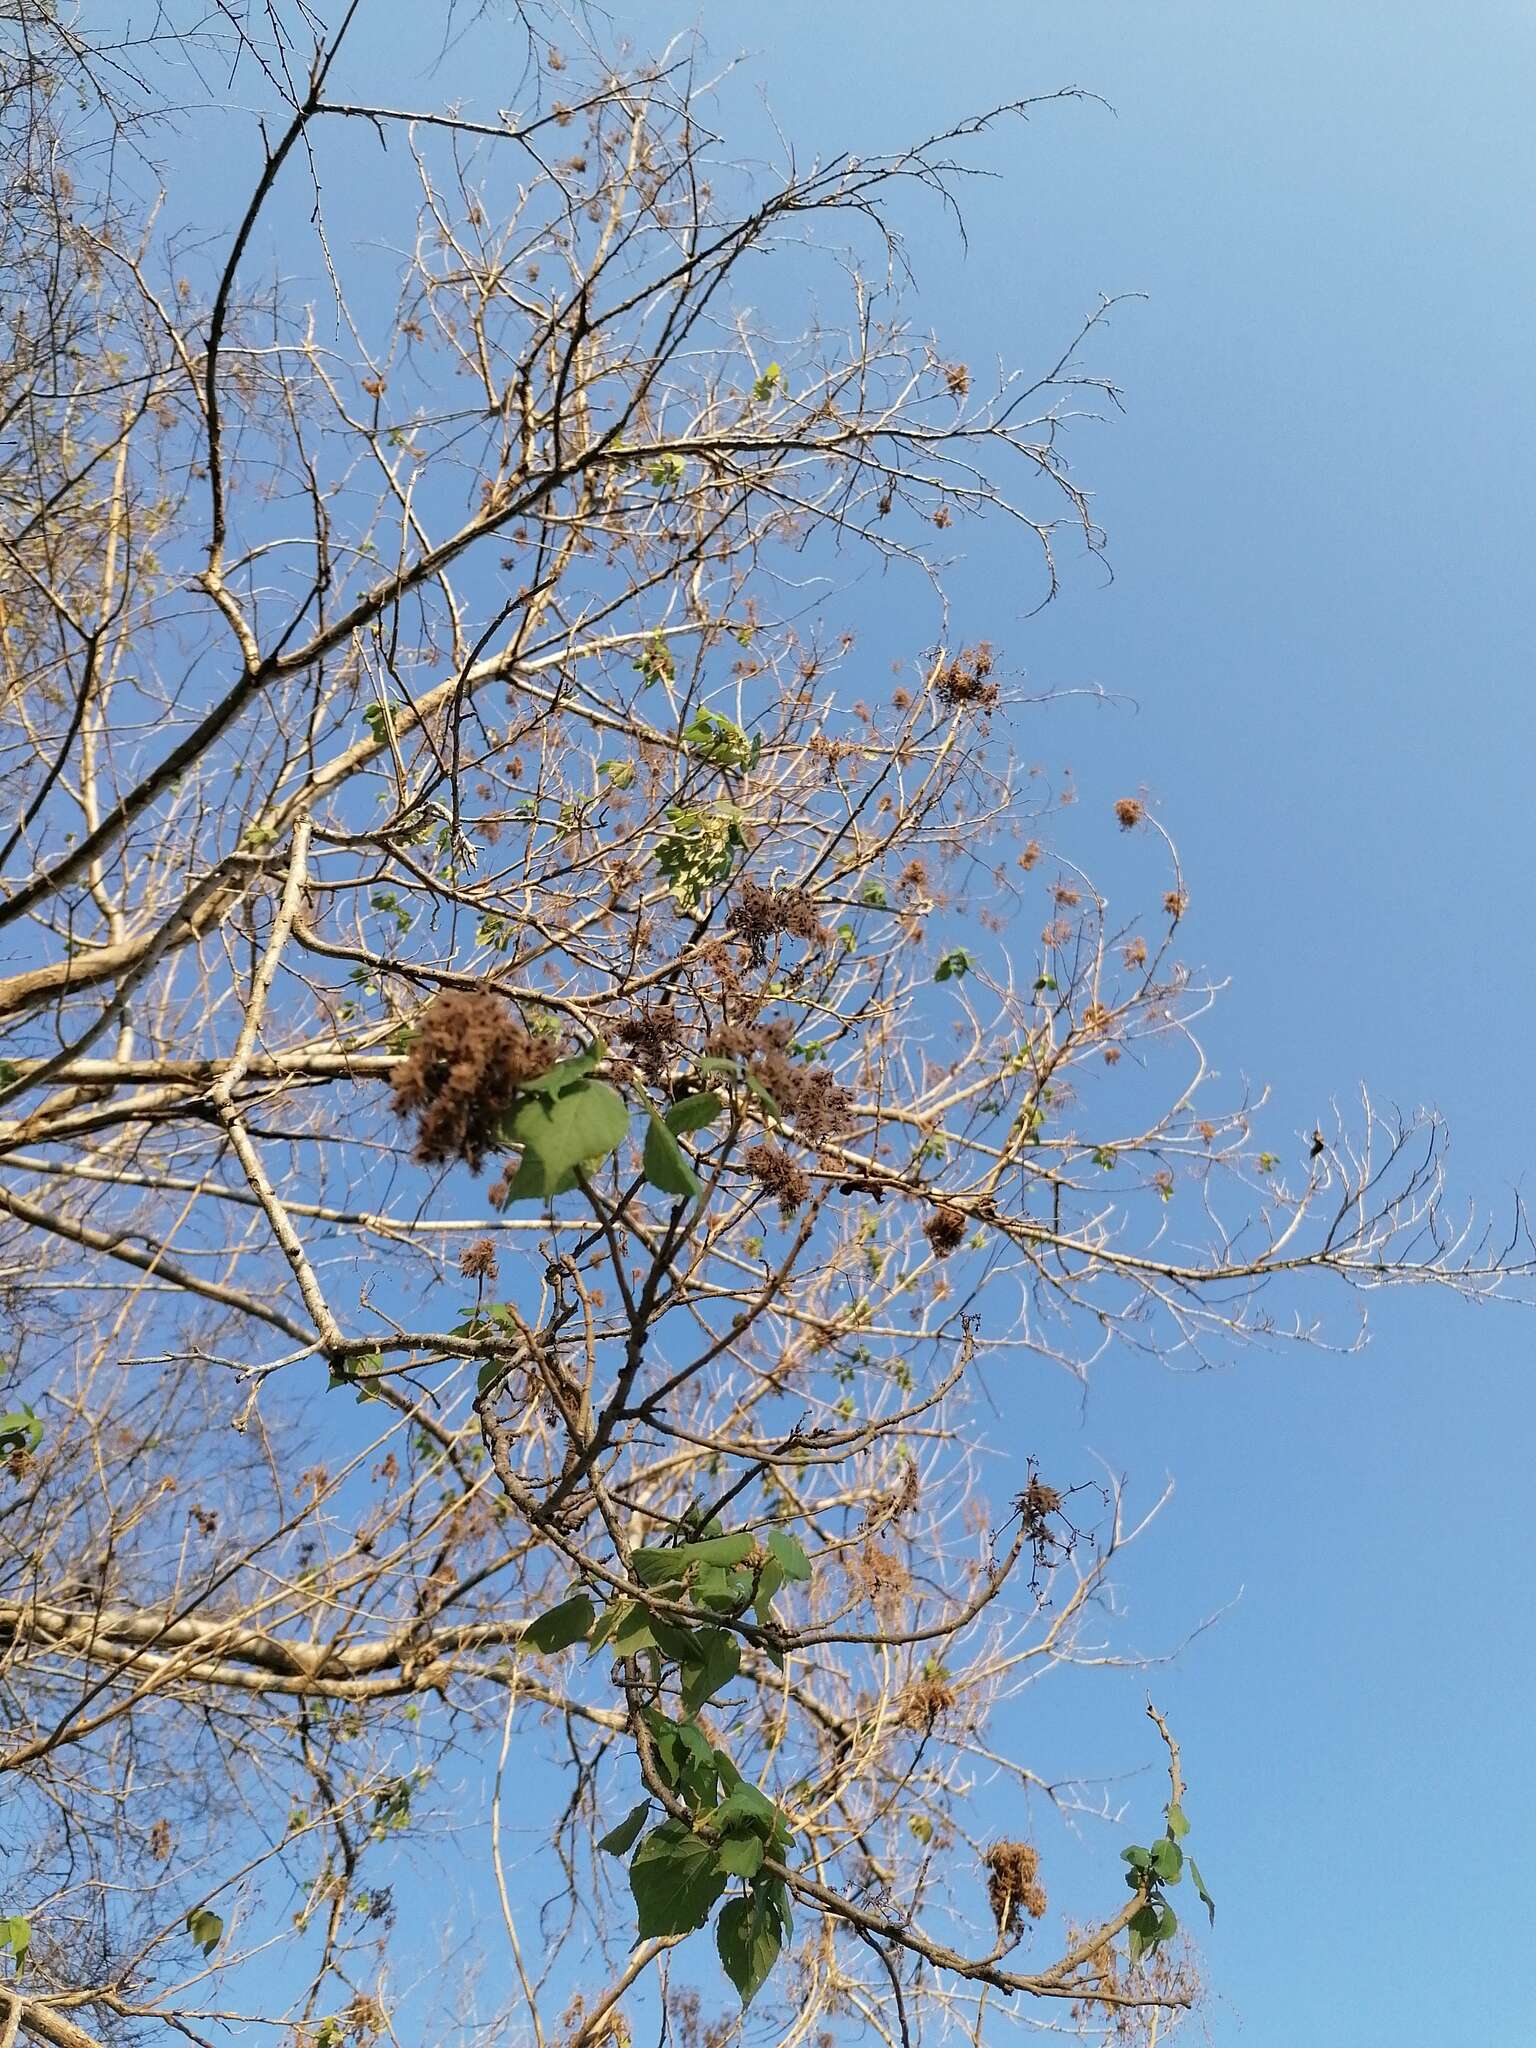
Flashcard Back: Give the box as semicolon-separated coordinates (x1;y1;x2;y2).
173;2;1536;2038
642;5;1536;2039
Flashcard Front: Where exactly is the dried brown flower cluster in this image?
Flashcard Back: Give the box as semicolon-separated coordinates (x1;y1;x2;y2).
922;1204;968;1258
708;1018;854;1144
744;1142;810;1220
1114;796;1145;830
933;643;998;713
984;1840;1047;1940
614;1002;686;1082
727;879;825;966
458;1238;500;1282
390;990;556;1171
900;1667;958;1729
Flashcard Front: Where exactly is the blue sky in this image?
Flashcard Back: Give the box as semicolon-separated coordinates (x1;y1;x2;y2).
680;4;1536;2040
162;2;1536;2038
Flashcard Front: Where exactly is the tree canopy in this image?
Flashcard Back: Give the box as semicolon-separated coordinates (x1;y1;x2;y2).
0;7;1523;2047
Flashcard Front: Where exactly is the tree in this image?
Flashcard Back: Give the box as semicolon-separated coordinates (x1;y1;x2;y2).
0;6;1523;2046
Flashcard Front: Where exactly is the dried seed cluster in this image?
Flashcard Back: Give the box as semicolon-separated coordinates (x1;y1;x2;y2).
390;990;556;1171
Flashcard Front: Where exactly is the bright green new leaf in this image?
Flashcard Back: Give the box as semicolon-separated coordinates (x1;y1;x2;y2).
1165;1802;1190;1839
716;1889;783;2007
521;1595;595;1655
712;1779;776;1839
0;1917;29;1969
690;1561;752;1612
629;1822;730;1938
934;948;973;982
598;1802;651;1858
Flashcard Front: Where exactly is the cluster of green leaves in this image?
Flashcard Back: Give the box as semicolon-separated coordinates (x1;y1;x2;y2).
1120;1800;1215;1966
750;361;783;403
433;1038;729;1209
934;947;972;982
633;632;676;686
653;804;749;909
523;1525;812;2005
682;707;758;773
646;453;687;490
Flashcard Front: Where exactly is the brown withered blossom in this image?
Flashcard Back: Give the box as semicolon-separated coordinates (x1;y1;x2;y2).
614;1002;686;1083
458;1238;500;1283
984;1840;1047;1941
933;642;998;713
744;1142;810;1220
708;1017;853;1144
922;1205;968;1258
390;989;556;1171
727;879;825;966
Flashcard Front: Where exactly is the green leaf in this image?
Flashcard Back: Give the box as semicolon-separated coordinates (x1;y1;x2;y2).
186;1906;223;1958
934;948;973;982
691;1561;752;1613
665;1090;724;1136
607;1602;659;1659
0;1916;29;1969
1149;1837;1183;1884
633;1532;756;1584
598;1802;651;1858
712;1779;777;1839
0;1405;41;1454
765;1529;811;1583
716;1888;783;2007
521;1595;595;1655
680;1627;740;1715
629;1822;730;1938
498;1077;629;1201
717;1831;765;1879
682;709;754;772
649;1615;702;1665
1120;1844;1152;1869
1126;1900;1161;1966
514;1042;604;1097
1165;1802;1190;1839
744;1072;783;1122
644;1112;702;1201
1189;1856;1216;1924
753;1554;784;1625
